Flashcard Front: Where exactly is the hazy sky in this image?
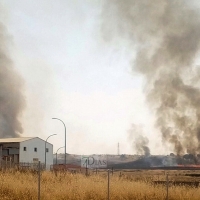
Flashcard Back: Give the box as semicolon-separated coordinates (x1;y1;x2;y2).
1;0;162;155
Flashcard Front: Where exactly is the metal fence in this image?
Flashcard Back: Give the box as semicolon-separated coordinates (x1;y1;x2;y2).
0;161;45;171
0;162;200;200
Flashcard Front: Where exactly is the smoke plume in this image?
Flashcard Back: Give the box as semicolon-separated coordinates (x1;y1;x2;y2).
128;124;150;156
102;0;200;154
0;9;25;137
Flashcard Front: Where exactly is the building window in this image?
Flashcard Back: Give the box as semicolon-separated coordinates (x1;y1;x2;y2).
23;147;27;151
46;148;49;153
34;148;37;152
33;158;38;162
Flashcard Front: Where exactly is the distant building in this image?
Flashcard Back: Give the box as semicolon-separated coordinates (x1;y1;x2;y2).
0;137;53;170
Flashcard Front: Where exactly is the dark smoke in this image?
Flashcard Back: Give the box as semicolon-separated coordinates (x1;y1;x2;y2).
102;0;200;155
0;9;25;137
128;124;150;156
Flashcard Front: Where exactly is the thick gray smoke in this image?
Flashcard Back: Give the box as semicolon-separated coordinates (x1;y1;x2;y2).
128;124;150;156
0;11;25;137
102;0;200;155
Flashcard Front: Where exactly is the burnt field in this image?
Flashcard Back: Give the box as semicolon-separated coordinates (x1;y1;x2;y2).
108;154;200;170
94;168;200;188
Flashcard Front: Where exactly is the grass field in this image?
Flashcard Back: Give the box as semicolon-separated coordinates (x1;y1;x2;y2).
0;169;200;199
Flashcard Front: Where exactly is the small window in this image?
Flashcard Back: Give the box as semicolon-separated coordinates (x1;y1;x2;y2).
23;147;27;151
34;148;37;152
46;148;49;153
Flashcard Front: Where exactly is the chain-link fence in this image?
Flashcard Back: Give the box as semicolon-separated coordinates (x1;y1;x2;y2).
0;161;45;171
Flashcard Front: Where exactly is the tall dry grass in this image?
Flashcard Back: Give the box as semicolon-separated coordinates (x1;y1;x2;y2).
0;170;199;199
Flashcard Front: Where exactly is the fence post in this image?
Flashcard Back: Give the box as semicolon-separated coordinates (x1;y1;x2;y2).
9;157;11;169
85;159;88;176
38;161;41;200
166;173;169;200
96;168;97;175
6;156;8;170
108;169;110;200
112;167;113;176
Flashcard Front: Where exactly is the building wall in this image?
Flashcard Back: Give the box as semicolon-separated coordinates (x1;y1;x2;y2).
19;138;53;170
2;143;19;148
0;143;20;163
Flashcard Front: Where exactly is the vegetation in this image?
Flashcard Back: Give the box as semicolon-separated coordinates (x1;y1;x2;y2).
0;169;200;199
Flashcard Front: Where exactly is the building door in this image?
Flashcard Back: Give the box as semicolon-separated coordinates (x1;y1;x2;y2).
14;154;19;163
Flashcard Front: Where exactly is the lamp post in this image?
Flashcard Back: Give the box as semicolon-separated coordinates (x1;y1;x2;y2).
45;134;57;170
52;118;67;166
55;146;65;165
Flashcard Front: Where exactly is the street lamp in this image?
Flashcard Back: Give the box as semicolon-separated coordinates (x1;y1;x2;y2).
45;134;57;169
55;146;65;165
52;118;66;166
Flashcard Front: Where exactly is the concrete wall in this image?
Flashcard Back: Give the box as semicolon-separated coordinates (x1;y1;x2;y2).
0;143;20;162
2;143;19;148
19;138;53;170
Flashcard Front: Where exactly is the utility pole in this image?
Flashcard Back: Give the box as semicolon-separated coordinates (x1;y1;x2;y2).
52;118;67;166
118;143;120;155
45;134;57;169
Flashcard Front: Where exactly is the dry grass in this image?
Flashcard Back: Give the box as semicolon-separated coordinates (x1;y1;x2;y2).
0;169;199;199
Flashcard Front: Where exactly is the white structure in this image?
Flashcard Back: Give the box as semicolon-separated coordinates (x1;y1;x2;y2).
0;137;53;170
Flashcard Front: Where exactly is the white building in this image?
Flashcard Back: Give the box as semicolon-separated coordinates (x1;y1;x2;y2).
0;137;53;170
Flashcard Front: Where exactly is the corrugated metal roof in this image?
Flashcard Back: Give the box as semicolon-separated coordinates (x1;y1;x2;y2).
0;137;35;143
